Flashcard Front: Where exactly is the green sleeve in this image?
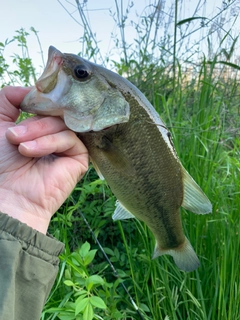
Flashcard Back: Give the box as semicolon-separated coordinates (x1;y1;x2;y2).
0;212;64;320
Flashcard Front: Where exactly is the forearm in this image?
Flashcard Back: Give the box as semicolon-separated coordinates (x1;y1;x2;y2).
0;212;64;320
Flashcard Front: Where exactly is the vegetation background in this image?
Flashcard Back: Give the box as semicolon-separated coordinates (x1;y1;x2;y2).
0;1;240;319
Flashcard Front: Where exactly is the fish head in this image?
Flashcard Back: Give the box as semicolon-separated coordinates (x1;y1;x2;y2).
21;46;130;132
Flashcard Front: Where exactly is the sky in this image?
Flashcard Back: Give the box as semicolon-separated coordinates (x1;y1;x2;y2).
0;0;121;73
1;1;153;70
1;0;240;77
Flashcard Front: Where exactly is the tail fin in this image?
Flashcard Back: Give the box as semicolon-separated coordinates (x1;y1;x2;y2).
152;237;200;272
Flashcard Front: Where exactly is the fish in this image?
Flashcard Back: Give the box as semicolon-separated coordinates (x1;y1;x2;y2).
21;46;212;272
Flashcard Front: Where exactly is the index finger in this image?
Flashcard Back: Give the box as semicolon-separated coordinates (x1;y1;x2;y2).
0;86;32;122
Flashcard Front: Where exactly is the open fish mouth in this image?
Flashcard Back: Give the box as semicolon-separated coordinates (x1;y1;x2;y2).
36;46;63;94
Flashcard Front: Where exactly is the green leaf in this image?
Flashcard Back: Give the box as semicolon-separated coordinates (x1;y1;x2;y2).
177;16;207;26
139;303;150;312
75;289;88;297
86;275;105;291
76;294;88;304
214;60;240;71
90;296;107;309
114;248;120;260
111;310;123;319
75;297;89;316
57;311;75;320
83;249;97;266
64;280;75;287
103;247;114;256
83;303;94;320
65;268;72;280
79;242;90;258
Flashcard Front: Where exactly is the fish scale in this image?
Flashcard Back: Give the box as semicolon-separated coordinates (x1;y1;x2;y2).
80;104;185;251
20;45;212;272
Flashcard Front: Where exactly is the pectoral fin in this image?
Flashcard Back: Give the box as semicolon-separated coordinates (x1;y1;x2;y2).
100;136;136;177
181;167;212;214
113;201;135;220
91;158;105;180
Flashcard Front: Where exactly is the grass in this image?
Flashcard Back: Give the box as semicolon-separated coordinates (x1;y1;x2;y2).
1;1;240;319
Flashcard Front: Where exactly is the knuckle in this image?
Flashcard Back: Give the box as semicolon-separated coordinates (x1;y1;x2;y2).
35;118;50;131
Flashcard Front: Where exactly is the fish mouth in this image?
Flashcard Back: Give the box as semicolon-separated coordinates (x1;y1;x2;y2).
21;46;70;116
21;46;131;132
36;46;63;93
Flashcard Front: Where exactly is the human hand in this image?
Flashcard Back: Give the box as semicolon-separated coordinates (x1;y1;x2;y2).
0;86;89;234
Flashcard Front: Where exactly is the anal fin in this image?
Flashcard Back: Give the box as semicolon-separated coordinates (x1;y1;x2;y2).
112;201;135;221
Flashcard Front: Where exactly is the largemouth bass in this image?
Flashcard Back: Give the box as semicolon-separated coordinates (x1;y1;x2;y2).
21;46;212;272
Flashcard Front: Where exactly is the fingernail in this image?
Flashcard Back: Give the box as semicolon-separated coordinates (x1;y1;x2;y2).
20;141;37;150
8;126;26;137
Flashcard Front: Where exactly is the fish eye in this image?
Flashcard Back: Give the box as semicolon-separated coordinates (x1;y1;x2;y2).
74;65;90;79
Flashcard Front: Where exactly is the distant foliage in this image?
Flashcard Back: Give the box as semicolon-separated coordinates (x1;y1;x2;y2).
0;28;38;87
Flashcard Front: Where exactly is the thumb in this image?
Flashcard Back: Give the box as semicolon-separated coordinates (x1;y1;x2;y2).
0;86;31;123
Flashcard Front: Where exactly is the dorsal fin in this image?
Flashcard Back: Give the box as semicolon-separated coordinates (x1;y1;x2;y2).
182;167;212;214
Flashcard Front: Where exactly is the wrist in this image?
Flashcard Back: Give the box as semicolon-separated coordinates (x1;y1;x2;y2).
0;193;51;234
4;210;51;234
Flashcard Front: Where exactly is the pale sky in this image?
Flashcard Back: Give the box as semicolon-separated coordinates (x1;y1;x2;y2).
1;0;240;78
0;0;120;73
